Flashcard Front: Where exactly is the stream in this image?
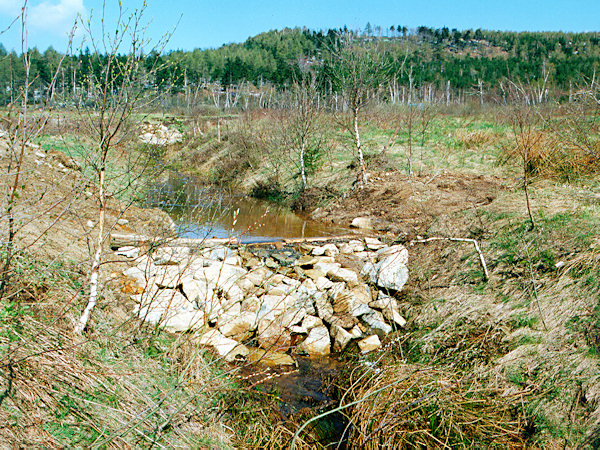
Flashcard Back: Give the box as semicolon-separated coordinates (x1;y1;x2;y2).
147;172;350;446
146;172;345;243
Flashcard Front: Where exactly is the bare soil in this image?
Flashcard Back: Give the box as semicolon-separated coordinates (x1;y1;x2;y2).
312;171;505;239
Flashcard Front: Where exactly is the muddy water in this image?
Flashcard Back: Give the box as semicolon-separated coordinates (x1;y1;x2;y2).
146;172;346;243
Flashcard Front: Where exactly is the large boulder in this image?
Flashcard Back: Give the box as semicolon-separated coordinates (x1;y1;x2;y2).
361;244;409;292
198;329;249;362
219;311;258;339
297;326;331;356
257;318;292;350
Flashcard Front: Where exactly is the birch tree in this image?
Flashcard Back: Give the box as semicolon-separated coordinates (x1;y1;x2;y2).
75;1;172;334
326;35;393;185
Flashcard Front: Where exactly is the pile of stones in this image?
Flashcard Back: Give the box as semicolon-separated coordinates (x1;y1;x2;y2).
119;237;409;364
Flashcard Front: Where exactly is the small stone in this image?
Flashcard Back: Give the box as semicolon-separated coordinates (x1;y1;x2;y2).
365;237;386;250
358;335;381;353
351;217;373;229
117;218;129;226
86;220;94;228
247;349;296;367
116;246;139;259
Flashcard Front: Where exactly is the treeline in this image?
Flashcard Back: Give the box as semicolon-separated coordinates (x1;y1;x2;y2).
0;26;599;106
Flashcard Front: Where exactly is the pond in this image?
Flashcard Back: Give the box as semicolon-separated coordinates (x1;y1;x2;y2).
146;172;345;243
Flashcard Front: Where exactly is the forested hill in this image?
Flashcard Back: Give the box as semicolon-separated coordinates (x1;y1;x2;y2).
167;27;600;90
1;26;599;103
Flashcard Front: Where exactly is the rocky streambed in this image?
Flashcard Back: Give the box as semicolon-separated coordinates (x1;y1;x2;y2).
118;235;409;364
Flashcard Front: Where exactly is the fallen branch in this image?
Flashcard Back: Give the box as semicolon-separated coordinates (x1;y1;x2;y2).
411;237;490;281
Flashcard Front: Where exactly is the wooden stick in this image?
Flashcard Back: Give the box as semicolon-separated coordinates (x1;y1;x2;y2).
411;236;490;281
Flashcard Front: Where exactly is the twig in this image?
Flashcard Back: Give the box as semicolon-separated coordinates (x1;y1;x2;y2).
411;237;490;281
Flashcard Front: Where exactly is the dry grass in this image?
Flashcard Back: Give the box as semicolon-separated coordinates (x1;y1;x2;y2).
341;362;527;449
454;129;499;149
0;272;234;448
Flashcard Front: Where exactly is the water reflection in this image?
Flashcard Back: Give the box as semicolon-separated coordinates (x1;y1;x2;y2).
146;172;343;243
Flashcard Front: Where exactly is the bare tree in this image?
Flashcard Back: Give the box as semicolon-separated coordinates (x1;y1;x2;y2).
502;81;543;229
285;70;327;189
549;81;600;166
75;1;172;334
0;3;72;300
327;34;393;185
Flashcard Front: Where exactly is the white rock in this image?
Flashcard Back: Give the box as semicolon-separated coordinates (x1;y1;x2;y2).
314;261;341;275
361;310;393;336
290;325;308;334
328;267;359;288
194;263;247;291
365;237;386;250
245;267;274;286
117;218;129;226
257;318;290;349
302;315;324;330
338;243;354;254
349;240;365;252
163;310;206;332
382;308;407;328
276;307;307;328
241;296;261;313
297;326;331;356
361;246;409;292
219;311;257;338
315;276;334;290
267;283;296;296
311;246;326;256
349;325;363;339
350;217;373;229
314;292;334;321
116;246;139;259
331;324;353;351
181;279;215;306
198;329;249;362
358;335;381;353
322;243;339;257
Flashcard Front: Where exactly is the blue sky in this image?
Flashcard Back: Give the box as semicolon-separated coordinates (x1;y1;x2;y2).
0;0;598;53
